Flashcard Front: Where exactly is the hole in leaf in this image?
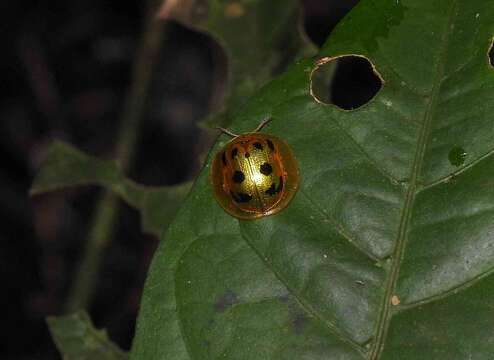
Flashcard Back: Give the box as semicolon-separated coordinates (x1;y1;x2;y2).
489;38;494;68
311;55;383;110
310;59;337;105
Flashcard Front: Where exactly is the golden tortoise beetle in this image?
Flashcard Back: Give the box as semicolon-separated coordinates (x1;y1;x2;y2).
210;118;300;220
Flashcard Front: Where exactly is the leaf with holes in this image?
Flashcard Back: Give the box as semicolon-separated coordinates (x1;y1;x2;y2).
159;0;316;127
131;0;494;359
31;141;191;236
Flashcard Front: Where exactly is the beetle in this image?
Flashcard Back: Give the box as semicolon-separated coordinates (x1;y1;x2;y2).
210;118;299;219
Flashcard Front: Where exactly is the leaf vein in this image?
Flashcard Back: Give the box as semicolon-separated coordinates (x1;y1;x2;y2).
399;265;494;311
239;229;366;356
329;116;402;185
369;2;459;358
419;146;494;192
300;189;380;262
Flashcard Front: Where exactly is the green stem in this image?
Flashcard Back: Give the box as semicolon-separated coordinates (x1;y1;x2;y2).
64;0;166;312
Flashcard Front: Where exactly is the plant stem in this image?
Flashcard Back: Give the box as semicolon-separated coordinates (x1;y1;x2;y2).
64;0;166;312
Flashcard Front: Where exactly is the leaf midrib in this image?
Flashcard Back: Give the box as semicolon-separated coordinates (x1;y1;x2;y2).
369;1;459;359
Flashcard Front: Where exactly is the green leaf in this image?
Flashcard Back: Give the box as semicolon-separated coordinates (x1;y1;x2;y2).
47;311;128;360
132;0;494;359
159;0;316;127
31;141;191;236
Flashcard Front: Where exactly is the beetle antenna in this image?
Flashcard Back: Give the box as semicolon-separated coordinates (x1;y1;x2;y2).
253;116;272;132
217;127;239;138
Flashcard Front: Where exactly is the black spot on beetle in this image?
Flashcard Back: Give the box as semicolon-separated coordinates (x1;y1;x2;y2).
221;152;227;166
232;170;245;183
231;148;238;159
245;152;250;158
231;191;252;203
214;290;238;312
265;176;284;196
260;162;273;175
267;139;275;151
253;142;263;150
238;192;252;202
265;183;276;196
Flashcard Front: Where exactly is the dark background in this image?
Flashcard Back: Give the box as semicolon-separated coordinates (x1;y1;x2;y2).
0;1;371;358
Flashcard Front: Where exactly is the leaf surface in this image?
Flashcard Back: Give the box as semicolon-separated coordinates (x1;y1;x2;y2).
132;0;494;359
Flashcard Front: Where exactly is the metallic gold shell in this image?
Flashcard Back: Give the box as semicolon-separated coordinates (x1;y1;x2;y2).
211;133;299;219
